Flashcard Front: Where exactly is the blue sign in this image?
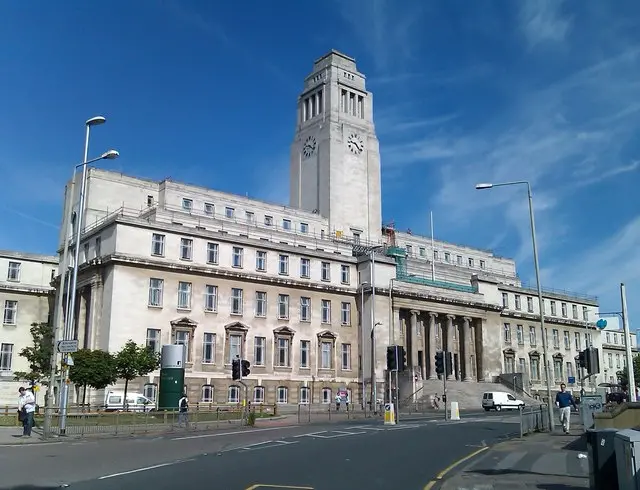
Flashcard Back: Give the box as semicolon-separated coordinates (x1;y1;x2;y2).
568;376;576;384
596;319;608;329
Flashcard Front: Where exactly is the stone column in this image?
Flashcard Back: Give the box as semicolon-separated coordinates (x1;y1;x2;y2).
428;313;437;379
463;317;473;382
410;310;420;371
446;314;455;380
89;278;103;350
420;317;427;380
474;318;485;382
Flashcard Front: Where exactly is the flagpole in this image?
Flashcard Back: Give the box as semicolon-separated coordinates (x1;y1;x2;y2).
430;211;435;281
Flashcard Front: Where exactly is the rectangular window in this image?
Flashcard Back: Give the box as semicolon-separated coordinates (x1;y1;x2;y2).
552;329;560;349
300;223;309;233
468;258;474;267
204;203;214;216
254;337;266;366
225;207;234;218
503;323;511;344
563;331;570;349
300;258;310;278
516;325;524;345
180;238;193;260
256;251;267;271
340;265;350;284
182;198;193;211
320;341;332;369
514;295;521;310
232;247;243;268
321;262;331;281
3;300;17;325
202;385;214;402
277;294;289;319
277;387;288;404
561;303;568;318
174;330;191;362
228;334;242;363
282;219;291;230
300;297;311;321
148;279;163;307
245;211;255;223
255;291;267;317
479;260;485;269
321;300;331;324
572;304;578;319
207;242;219;264
151;234;165;256
202;333;216;363
582;306;588;321
177;281;192;309
264;215;273;226
574;332;581;350
146;329;161;354
341;343;351;370
7;261;20;281
550;301;557;316
527;297;534;313
95;237;101;257
277;338;290;367
0;343;13;371
278;254;289;275
501;293;508;308
204;285;218;312
231;288;243;315
300;340;310;368
340;302;351;325
529;326;536;346
444;252;451;262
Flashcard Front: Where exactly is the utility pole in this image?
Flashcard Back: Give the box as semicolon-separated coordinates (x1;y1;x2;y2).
443;351;448;421
621;283;636;402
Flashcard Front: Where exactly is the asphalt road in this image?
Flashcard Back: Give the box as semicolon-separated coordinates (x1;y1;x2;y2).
0;413;521;490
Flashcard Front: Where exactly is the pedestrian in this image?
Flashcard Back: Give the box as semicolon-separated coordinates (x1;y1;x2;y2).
555;383;577;434
18;387;36;437
178;393;189;427
335;394;341;411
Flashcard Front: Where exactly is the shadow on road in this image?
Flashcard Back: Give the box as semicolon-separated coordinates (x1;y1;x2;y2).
562;434;587;452
536;484;588;490
471;469;584;479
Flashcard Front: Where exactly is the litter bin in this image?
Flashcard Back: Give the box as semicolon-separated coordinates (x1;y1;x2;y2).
587;428;619;490
615;429;640;490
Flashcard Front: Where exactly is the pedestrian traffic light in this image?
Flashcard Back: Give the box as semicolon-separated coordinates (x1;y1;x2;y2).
585;347;600;376
399;346;407;371
386;345;398;371
241;359;251;377
232;358;241;380
435;351;444;375
576;351;586;370
446;351;453;376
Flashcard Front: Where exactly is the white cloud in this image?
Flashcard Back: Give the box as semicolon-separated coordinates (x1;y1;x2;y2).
519;0;573;48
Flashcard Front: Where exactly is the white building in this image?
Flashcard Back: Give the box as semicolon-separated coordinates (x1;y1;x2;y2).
53;50;601;407
598;315;638;385
0;251;57;405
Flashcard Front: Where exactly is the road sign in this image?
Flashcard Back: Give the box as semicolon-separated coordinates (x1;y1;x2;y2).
596;319;608;329
57;340;78;353
568;376;576;384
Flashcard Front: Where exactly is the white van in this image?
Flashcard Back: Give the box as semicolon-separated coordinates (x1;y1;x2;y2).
482;391;525;411
104;391;155;412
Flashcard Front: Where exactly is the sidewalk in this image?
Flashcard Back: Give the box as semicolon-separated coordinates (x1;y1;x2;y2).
440;429;589;489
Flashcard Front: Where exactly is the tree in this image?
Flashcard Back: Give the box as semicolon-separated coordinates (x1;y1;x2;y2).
115;340;160;409
69;349;118;405
617;354;640;391
14;322;55;386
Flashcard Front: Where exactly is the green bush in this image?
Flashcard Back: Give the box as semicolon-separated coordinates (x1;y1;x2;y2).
247;411;256;426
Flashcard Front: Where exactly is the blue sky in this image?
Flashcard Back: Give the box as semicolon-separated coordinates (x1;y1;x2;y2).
1;1;639;328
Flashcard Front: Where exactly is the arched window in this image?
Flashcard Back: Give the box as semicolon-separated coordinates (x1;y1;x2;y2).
276;386;288;404
321;387;332;404
228;385;240;403
201;385;214;403
253;386;265;404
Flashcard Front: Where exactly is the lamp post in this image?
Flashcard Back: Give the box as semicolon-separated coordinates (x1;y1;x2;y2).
360;281;369;409
476;181;555;431
43;116;110;438
368;245;384;411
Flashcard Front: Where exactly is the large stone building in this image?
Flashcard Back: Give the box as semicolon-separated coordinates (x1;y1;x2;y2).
0;251;57;405
54;50;604;407
598;315;638;385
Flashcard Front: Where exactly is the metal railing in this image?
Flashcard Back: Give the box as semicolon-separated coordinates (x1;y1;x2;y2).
295;403;377;423
519;404;551;437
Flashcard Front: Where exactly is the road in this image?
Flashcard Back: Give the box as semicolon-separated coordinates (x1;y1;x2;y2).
0;413;521;489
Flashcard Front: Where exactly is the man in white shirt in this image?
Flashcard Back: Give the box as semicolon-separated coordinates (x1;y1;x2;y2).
178;394;189;427
18;387;36;437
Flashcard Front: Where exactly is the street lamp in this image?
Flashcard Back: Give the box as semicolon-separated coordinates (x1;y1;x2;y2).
368;245;384;411
43;116;111;438
475;180;555;431
360;281;369;408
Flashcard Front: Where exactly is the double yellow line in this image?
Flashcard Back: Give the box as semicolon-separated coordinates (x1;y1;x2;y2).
423;446;489;490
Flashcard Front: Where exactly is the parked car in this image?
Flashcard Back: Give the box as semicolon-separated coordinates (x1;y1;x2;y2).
103;391;155;412
482;391;525;411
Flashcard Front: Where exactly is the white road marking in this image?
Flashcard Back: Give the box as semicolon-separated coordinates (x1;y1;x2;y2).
171;425;299;441
241;440;300;451
98;459;196;480
345;425;386;431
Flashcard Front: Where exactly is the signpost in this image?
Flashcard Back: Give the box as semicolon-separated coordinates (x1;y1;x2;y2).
56;340;78;354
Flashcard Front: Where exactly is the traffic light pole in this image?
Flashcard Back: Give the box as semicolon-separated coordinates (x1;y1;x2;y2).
443;350;448;421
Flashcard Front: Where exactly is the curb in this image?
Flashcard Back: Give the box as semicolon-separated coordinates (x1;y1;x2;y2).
423;445;490;490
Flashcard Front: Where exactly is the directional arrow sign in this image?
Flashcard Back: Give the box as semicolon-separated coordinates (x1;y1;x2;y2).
57;340;79;353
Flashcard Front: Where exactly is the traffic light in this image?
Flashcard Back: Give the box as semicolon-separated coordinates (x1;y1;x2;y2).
435;351;444;375
576;351;586;370
241;359;251;377
399;346;407;371
446;351;453;375
585;347;600;376
386;346;398;371
232;358;241;380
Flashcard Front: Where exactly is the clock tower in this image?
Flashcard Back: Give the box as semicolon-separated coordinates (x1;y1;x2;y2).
289;50;382;243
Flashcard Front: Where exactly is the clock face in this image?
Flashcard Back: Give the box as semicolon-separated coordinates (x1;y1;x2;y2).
347;133;364;155
302;135;317;158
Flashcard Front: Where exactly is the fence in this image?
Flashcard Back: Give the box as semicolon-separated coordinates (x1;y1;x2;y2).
294;403;378;424
2;403;277;438
519;404;551;437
